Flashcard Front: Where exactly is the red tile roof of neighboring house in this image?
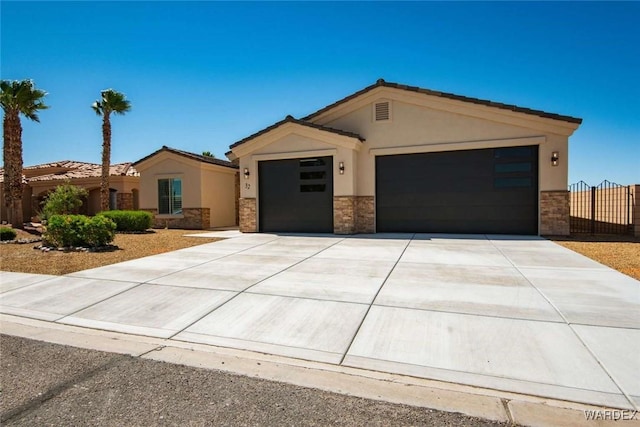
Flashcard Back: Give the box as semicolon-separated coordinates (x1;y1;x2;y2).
228;115;365;151
0;161;139;183
303;79;584;124
133;146;238;169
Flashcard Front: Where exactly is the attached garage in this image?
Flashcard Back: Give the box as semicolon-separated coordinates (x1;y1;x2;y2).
376;146;539;234
259;156;334;232
228;79;582;236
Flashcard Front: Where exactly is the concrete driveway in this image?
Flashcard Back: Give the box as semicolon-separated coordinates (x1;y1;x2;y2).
1;232;639;415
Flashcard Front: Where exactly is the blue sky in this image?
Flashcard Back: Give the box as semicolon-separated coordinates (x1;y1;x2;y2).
2;1;638;185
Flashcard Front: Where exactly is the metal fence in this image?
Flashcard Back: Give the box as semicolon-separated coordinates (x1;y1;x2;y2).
569;180;633;234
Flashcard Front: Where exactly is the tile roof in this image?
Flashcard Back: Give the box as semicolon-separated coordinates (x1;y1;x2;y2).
228;115;365;150
133;146;238;169
0;161;138;183
303;79;583;124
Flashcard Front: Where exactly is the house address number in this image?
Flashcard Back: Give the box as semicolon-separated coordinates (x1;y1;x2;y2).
245;183;251;189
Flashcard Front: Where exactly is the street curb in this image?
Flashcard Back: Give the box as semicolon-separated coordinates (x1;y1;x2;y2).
1;314;638;427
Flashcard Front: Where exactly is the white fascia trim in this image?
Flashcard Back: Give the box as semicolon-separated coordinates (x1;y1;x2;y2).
232;123;361;158
252;149;338;162
369;136;546;156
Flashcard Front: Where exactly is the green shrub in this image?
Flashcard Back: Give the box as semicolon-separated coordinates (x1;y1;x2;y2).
0;226;17;241
41;183;88;220
99;210;152;232
82;215;117;247
43;215;84;247
43;214;116;248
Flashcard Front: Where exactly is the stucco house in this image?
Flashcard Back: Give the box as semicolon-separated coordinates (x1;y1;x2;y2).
133;146;238;229
0;160;139;223
227;79;582;235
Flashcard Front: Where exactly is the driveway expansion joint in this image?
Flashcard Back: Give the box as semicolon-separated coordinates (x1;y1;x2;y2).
339;233;415;365
165;235;349;340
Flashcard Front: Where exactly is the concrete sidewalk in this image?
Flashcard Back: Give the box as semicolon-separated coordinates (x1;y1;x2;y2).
1;232;639;424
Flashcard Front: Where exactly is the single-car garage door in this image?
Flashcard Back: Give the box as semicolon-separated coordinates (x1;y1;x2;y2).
259;156;333;232
376;146;538;234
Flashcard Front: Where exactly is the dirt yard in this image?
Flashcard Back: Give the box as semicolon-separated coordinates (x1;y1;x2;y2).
0;229;221;275
553;234;640;280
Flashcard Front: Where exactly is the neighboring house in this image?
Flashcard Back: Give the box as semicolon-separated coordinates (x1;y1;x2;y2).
227;79;582;235
133;146;239;229
0;160;140;223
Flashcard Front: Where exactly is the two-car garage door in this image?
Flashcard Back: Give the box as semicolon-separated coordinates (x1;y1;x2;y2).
257;147;539;235
376;146;539;234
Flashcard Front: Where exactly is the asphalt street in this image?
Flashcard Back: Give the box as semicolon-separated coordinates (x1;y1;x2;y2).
0;334;513;426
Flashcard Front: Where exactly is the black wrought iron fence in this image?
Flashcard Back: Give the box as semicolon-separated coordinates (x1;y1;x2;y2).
569;180;633;234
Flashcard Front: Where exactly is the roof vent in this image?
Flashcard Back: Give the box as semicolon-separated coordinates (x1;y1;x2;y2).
374;101;391;122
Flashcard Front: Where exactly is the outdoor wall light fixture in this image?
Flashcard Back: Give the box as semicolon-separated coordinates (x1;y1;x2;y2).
243;168;250;179
551;151;559;167
339;162;345;175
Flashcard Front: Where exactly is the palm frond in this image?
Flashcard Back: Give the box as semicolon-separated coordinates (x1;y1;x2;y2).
0;79;48;121
98;89;132;115
91;101;103;116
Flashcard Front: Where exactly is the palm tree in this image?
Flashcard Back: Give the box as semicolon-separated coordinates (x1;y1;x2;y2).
92;89;131;211
1;79;48;229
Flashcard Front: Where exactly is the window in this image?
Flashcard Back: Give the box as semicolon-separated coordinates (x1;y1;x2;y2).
494;147;533;159
158;178;182;215
299;158;330;193
494;162;532;173
494;177;532;188
493;145;537;190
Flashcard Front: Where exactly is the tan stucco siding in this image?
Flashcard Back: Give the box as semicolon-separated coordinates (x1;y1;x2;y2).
239;133;358;198
200;167;237;227
321;100;570;195
138;157;202;210
136;152;237;228
539;134;569;191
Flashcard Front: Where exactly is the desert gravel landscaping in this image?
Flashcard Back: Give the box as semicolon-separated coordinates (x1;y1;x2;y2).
553;234;640;280
0;229;220;276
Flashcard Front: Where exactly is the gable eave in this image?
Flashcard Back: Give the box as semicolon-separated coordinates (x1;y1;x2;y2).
228;117;364;158
303;79;582;133
133;146;237;171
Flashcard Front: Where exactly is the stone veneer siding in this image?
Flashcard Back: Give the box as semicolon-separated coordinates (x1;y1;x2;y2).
540;190;570;236
333;195;375;234
239;198;257;232
355;196;375;234
116;192;134;210
333;196;356;234
143;208;210;229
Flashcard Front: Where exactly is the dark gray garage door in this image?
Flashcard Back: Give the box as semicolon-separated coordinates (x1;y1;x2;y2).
259;156;333;233
376;146;538;234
